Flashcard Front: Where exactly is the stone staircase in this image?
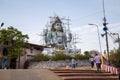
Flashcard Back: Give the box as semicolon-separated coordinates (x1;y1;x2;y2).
50;69;118;80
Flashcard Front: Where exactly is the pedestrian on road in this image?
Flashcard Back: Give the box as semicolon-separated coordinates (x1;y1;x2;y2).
89;56;94;68
94;54;101;72
2;57;9;69
71;58;76;69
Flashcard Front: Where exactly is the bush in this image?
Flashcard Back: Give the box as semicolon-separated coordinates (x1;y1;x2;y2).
74;54;90;60
33;54;50;61
51;52;72;61
109;50;120;67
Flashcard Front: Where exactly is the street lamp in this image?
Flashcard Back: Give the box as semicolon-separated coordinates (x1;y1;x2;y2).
111;33;120;50
0;22;4;29
88;24;102;54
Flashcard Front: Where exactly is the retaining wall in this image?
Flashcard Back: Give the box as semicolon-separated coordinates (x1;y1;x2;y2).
28;60;91;69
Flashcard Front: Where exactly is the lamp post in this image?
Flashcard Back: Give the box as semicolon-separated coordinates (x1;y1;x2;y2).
88;24;102;54
0;22;4;69
0;22;4;29
111;33;120;50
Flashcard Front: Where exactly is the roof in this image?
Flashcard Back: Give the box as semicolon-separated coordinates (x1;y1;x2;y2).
28;43;48;51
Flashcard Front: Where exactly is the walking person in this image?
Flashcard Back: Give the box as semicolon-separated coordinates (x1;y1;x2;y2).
2;58;9;69
71;58;76;69
89;57;94;68
94;54;101;72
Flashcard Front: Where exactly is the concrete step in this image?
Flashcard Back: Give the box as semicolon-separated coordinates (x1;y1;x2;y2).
62;76;118;80
50;69;93;71
56;73;116;76
50;69;97;73
50;69;118;80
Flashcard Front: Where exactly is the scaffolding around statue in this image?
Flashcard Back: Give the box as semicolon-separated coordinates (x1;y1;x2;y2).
43;16;72;50
42;16;81;55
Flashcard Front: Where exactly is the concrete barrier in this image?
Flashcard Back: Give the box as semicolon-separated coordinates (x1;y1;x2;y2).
101;64;118;75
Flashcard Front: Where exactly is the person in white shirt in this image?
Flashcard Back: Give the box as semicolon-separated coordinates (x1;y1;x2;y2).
94;54;101;72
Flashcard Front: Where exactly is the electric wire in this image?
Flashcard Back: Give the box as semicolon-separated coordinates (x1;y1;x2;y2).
108;30;117;40
107;30;118;48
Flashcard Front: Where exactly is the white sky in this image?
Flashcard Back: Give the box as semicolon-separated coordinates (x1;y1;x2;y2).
0;0;120;53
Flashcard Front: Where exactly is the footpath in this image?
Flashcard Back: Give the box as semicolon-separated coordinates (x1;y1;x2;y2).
0;69;62;80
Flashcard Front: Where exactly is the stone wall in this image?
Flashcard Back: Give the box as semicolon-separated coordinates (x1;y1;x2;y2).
28;60;91;69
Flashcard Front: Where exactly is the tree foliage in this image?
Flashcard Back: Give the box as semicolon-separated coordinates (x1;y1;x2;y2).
51;52;72;61
0;26;29;58
74;54;90;60
114;38;120;44
33;54;50;61
84;51;90;55
109;50;120;67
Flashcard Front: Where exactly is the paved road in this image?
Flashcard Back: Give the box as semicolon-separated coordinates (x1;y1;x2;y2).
0;69;63;80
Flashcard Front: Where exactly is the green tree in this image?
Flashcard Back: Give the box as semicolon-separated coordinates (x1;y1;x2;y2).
114;36;120;51
109;50;120;67
114;38;120;44
74;54;90;60
84;51;90;56
33;54;50;61
0;26;29;58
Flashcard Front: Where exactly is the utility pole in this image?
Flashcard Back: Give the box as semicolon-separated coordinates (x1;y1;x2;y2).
61;16;71;32
118;33;120;50
102;0;110;64
67;16;71;32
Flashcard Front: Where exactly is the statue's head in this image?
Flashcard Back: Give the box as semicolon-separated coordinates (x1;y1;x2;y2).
54;23;62;31
51;16;63;32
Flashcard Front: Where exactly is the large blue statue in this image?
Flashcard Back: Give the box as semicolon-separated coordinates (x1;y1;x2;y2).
43;16;72;50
